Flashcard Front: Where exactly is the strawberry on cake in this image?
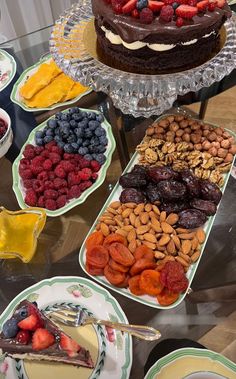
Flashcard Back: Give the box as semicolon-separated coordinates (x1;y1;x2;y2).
92;0;231;73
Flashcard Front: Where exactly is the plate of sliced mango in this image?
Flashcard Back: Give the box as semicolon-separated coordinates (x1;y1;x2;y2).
10;56;92;112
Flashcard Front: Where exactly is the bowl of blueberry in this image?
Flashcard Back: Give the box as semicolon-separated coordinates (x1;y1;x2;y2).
0;108;13;159
12;107;116;216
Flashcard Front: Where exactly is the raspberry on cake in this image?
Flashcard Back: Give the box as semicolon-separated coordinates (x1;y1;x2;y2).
92;0;231;73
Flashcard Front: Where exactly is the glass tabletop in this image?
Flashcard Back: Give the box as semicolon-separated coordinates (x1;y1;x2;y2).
0;24;236;379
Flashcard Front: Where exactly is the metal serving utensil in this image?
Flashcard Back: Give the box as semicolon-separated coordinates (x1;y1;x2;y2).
48;305;161;341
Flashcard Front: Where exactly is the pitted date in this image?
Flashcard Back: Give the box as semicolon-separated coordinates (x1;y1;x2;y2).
160;201;190;214
146;183;161;203
190;199;217;216
147;166;179;183
178;209;207;229
131;165;147;176
180;169;200;198
157;180;187;201
119;173;147;188
199;180;222;204
120;188;145;204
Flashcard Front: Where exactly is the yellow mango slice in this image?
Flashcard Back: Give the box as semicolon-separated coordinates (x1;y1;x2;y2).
20;60;62;100
63;82;90;101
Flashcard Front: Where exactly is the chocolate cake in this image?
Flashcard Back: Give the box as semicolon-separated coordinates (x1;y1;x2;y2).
92;0;231;73
0;300;94;368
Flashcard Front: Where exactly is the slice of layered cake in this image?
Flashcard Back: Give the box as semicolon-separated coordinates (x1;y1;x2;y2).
0;300;94;368
92;0;232;73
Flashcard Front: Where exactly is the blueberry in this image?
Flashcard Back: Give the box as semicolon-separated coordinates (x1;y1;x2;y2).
93;146;101;153
87;112;96;120
78;147;88;155
44;135;54;143
172;2;179;9
136;0;148;10
71;142;79;151
60;121;70;129
67;135;77;143
54;128;60;136
15;306;28;321
70;120;77;128
88;120;100;130
54;135;62;143
55;112;63;120
46;129;54;136
95;153;106;165
99;136;108;146
82;140;90;147
84;154;93;161
81;112;88;118
47;119;58;129
95;127;105;137
90;137;100;146
84;130;93;139
69;107;80;114
77;138;83;146
77;120;88;129
75;128;84;138
98;145;106;153
57;141;65;149
96;114;104;123
60;113;70;121
64;143;74;153
2;318;19;338
35;137;44;146
35;130;44;139
72;113;83;122
88;145;95;153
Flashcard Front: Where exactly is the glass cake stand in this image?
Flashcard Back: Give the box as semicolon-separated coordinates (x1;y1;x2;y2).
49;1;236;118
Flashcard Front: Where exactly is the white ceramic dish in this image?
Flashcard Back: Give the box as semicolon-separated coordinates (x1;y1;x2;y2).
0;108;13;158
0;49;16;92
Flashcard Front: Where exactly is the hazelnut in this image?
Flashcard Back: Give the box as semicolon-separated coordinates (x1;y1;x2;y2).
201;137;206;142
179;120;189;129
166;131;175;137
166;135;175;142
202;123;210;130
220;139;230;149
182;133;191;142
190;134;201;144
208;147;218;157
156;134;164;140
216;136;223;143
146;127;155;136
159;119;170;128
213;142;220;149
176;129;184;137
194;144;202;151
229;144;236;155
166;115;175;123
188;142;194;150
155;126;165;134
185;127;191;133
224;153;234;163
188;119;195;126
208;132;217;141
223;131;231;139
229;136;235;144
217;148;228;158
175;137;182;143
215;127;224;136
202;141;211;150
203;130;210;137
169;122;179;133
174;115;185;122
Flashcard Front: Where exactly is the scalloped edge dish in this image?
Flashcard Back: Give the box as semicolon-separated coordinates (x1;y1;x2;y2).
12;108;116;217
10;56;92;112
79;115;236;309
144;348;236;379
0;276;132;379
0;49;16;92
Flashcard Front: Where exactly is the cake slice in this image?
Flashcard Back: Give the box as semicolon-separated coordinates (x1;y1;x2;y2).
0;300;94;368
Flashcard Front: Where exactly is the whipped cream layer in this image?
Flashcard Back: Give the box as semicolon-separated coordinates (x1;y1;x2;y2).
101;26;216;51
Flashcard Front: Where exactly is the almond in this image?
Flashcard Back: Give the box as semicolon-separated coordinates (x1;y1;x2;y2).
143;241;156;250
160;211;167;222
128;240;137;254
109;225;116;232
107;207;117;215
143;233;157;243
116;229;128;237
125;203;137;208
129;212;136;226
145;204;152;212
124;218;130;226
134;217;142;228
110;201;121;209
178;251;191;263
100;222;110;236
127;229;136;243
154;251;165;259
172;235;181;249
159;234;170;246
136;225;150;235
166;239;176;255
122;208;132;218
136;240;141;247
114;217;124;228
103;218;116;225
152;204;160;216
162;256;175;263
138;234;144;240
178;232;195;240
161;222;174;234
191;250;201;263
148;211;156;218
191;237;199;251
176;228;190;234
140;212;149;224
182;240;192;255
96;223;101;230
149;228;155;235
134;203;145;215
166;213;179;225
156;245;166;252
151;218;162;232
175;256;189;268
196;229;206;244
123;225;134;231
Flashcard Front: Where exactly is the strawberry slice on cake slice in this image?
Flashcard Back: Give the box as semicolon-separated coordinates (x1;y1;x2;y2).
0;300;94;368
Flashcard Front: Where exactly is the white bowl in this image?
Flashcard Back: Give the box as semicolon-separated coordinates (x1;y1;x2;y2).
0;108;13;158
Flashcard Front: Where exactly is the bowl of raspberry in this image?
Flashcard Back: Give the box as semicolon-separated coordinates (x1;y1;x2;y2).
0;108;13;158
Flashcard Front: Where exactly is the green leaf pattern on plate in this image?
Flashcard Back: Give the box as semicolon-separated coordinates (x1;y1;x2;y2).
67;284;92;298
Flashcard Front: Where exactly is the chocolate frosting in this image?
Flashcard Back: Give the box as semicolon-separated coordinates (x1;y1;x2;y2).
92;0;231;44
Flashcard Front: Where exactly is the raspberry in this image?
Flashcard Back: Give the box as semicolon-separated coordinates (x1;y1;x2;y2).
37;196;45;207
56;195;67;208
79;168;92;181
31;165;43;176
23;179;34;189
20;169;33;180
20;158;30;166
164;0;175;4
45;141;56;151
37;171;48;181
53;178;67;189
48;171;56;181
51;146;63;155
63;153;74;160
43;159;53;171
44;180;54;190
23;148;35;160
44;189;58;200
131;8;139;17
188;0;197;5
24;144;35;151
58;188;69;196
79;158;90;169
60;161;75;173
49;153;61;165
32;180;44;193
68;185;81;199
45;199;57;210
90;160;101;172
160;5;174;21
41;150;50;158
32;156;45;166
34;146;44;155
74;154;83;162
19;165;28;174
208;1;216;10
25;189;37;206
176;16;184;26
78;181;93;192
140;7;154;23
68;172;81;186
91;172;98;181
55;165;66;178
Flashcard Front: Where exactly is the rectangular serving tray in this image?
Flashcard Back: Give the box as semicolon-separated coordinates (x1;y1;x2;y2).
79;115;236;309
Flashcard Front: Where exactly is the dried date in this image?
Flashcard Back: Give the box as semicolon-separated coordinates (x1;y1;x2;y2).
180;169;200;198
178;209;207;229
120;188;145;204
146;183;161;203
199;179;222;204
160;200;190;214
119;173;147;188
147;166;179;183
190;199;217;216
157;180;187;201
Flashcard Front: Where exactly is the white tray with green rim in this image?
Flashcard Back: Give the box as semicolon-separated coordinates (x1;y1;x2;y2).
0;276;132;379
10;55;92;112
79;117;236;309
144;347;236;379
0;49;16;92
12;108;116;217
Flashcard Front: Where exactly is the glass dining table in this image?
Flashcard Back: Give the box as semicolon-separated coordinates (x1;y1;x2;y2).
0;24;236;379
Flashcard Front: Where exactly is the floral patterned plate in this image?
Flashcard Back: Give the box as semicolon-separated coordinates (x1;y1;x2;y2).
0;276;132;379
0;49;16;92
